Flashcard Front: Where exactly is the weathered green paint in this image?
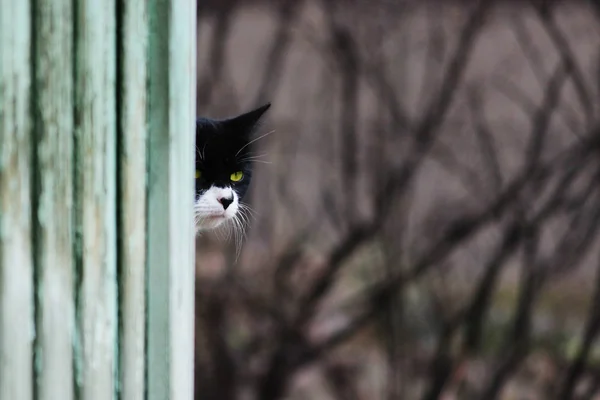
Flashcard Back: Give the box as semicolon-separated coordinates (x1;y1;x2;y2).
74;0;118;398
32;0;75;398
147;0;197;399
118;0;148;399
0;0;34;399
0;0;197;398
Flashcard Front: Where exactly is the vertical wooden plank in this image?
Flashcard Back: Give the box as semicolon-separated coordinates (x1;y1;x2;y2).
147;0;196;398
73;0;117;398
169;0;197;398
0;1;34;399
32;0;75;398
117;0;148;399
146;0;171;393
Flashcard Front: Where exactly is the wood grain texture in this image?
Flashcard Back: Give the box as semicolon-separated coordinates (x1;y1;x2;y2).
32;0;76;398
73;0;118;398
0;1;34;399
168;1;197;398
118;0;148;399
1;0;195;397
147;0;197;399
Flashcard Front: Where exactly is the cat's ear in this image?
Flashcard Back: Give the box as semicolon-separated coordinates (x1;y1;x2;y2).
225;103;271;135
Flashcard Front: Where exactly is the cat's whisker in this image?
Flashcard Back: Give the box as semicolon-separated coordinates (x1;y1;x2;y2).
223;224;231;241
235;208;247;228
214;225;224;240
236;215;249;231
239;203;257;219
223;223;232;242
240;211;252;227
239;159;272;165
228;216;241;260
233;214;248;260
235;212;248;230
240;152;268;158
235;130;275;157
250;160;272;165
241;208;251;221
237;159;271;166
237;153;268;162
238;211;248;231
201;142;208;161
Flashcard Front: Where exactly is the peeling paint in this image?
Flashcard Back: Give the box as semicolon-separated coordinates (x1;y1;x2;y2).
1;1;196;399
0;1;34;400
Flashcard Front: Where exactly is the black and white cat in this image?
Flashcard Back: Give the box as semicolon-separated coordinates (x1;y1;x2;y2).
194;103;271;234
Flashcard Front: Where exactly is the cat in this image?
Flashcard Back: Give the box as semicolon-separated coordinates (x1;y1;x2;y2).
194;104;271;400
194;103;271;237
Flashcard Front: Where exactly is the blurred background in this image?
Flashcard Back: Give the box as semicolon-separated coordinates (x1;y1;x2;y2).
193;0;600;399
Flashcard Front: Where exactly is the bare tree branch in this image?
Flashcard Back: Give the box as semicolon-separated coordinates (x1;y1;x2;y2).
559;254;600;400
534;2;596;128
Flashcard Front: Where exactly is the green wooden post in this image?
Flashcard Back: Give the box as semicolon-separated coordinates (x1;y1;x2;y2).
33;0;75;398
0;1;34;399
119;0;149;399
0;0;197;398
74;0;117;398
146;0;197;398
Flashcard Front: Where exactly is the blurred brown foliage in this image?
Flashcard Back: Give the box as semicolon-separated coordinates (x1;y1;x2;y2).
194;0;600;399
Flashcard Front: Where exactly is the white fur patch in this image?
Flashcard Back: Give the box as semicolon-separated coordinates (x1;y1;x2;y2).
194;186;239;232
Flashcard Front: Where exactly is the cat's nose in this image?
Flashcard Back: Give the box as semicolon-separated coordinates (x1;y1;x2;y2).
218;196;233;210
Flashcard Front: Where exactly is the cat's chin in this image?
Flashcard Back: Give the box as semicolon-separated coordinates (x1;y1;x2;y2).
196;215;229;232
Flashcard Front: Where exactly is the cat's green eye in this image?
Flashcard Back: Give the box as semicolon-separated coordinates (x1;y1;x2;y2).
230;171;243;182
195;170;201;179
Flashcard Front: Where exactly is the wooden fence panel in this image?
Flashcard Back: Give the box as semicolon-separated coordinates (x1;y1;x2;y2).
33;0;75;398
74;0;118;398
118;0;149;399
0;0;196;398
0;1;34;399
147;0;197;399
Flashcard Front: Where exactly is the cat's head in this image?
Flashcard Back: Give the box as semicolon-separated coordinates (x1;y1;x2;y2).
194;103;271;233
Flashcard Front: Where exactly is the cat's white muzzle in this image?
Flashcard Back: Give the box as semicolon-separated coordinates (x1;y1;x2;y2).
194;186;239;232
